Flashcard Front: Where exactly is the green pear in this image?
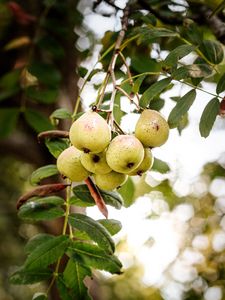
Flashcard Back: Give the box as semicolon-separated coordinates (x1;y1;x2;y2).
106;135;144;174
69;111;111;153
80;150;112;174
135;109;169;147
94;171;128;191
57;146;90;182
128;148;154;176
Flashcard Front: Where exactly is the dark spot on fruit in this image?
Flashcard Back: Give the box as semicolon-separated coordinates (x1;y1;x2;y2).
127;162;134;168
137;170;143;176
93;155;100;163
92;105;97;112
83;148;90;153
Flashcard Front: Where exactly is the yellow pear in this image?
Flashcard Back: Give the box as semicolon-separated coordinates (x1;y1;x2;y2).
128;148;154;176
106;135;144;174
69;111;111;153
135;109;169;147
57;146;90;182
94;171;128;191
80;150;112;175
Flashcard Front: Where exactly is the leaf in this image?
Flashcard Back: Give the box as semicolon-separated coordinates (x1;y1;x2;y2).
32;293;48;300
172;64;213;80
28;63;61;87
131;56;161;73
50;108;72;120
136;27;177;41
10;268;52;285
0;70;20;101
140;78;171;108
56;275;74;300
164;45;196;67
0;108;19;138
30;164;59;185
132;75;146;94
24;109;54;133
4;36;30;50
24;235;70;270
37;36;65;59
152;158;170;173
168;89;196;128
149;97;165;111
45;138;69;158
199;40;224;64
25;86;58;104
17;183;68;209
69;242;122;274
118;177;135;207
199;98;220;138
18;200;65;221
63;259;91;299
216;73;225;94
68;213;115;254
72;185;123;209
113;94;124;124
25;234;54;254
98;219;122;236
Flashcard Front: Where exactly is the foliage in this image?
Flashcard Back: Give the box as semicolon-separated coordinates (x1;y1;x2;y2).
0;0;224;299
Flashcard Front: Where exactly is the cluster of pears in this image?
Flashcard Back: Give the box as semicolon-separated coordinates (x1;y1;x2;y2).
57;109;169;191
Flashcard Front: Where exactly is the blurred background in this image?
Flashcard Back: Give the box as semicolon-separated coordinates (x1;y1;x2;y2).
0;0;225;299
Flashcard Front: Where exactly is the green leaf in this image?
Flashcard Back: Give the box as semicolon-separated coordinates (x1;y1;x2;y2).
140;78;171;108
24;109;54;133
10;268;52;285
168;89;196;128
132;75;146;94
18;196;65;221
0;108;19;138
56;275;74;300
50;108;72;120
172;64;212;80
152;158;170;173
68;213;115;254
63;259;91;299
32;293;48;300
28;63;61;87
136;27;177;41
72;185;123;209
69;242;122;274
25;86;58;104
113;94;125;124
37;36;65;59
98;219;122;236
0;69;20;101
25;234;54;254
118;177;135;207
149;97;165;111
164;45;196;67
216;73;225;94
131;56;161;73
199;40;224;64
45;138;70;158
30;164;59;185
199;98;220;138
24;235;69;270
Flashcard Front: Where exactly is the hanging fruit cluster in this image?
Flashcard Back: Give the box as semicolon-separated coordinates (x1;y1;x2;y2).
57;108;169;191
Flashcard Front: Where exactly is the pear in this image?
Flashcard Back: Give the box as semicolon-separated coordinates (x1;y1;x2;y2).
106;135;144;174
135;109;169;147
69;111;111;153
128;148;154;176
94;171;128;191
80;150;112;175
57;146;90;182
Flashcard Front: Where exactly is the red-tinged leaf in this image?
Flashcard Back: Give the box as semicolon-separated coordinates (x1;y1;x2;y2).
38;130;69;142
8;2;36;25
85;177;108;218
219;97;225;117
16;183;69;209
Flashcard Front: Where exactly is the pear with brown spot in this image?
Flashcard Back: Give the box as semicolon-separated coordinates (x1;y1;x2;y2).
81;150;112;174
106;135;144;174
135;109;169;147
69;111;111;153
128;148;154;176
